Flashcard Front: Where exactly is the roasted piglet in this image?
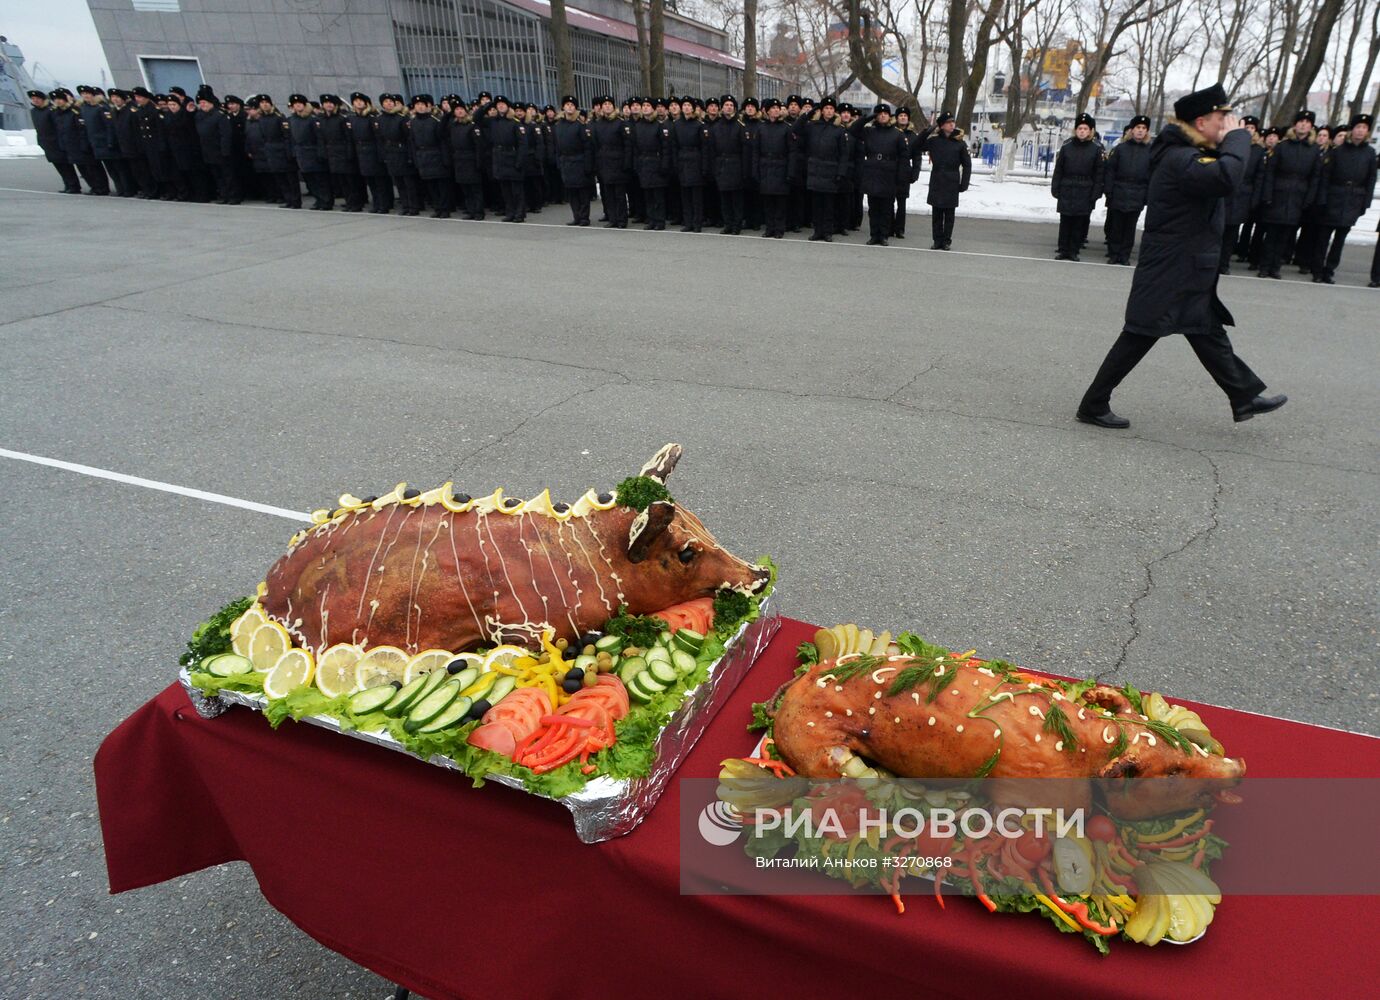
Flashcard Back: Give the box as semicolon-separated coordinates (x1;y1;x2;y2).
262;444;769;654
772;654;1245;819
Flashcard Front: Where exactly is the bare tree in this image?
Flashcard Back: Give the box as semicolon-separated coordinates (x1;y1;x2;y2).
957;1;1008;129
651;0;666;94
550;0;575;102
1349;1;1380;118
843;0;922;110
1071;0;1181;115
745;0;759;97
632;0;653;95
1277;0;1346;116
994;0;1062;177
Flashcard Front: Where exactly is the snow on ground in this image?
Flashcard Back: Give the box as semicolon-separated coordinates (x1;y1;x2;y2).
0;130;45;158
905;170;1379;245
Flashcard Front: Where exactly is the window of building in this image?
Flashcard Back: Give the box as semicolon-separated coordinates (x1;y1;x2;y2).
137;55;203;95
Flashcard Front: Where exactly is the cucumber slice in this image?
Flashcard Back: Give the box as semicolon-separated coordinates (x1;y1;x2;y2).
659;630;673;645
348;683;398;715
205;653;253;677
485;674;517;705
449;666;480;691
573;654;598;673
636;670;668;695
594;634;624;655
418;666;452;697
383;673;431;716
462;671;499;699
648;658;679;685
645;646;672;665
627;674;656;704
670;649;697;675
618;655;648;685
672;628;705;654
418;695;473;733
404;680;461;732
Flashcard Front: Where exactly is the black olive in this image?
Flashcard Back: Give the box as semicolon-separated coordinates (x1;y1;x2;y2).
566;666;585;680
361;495;379;504
446;658;469;674
503;497;521;509
553;502;570;513
466;698;492;720
391;680;403;689
403;488;421;499
562;677;583;694
679;547;695;563
597;492;613;504
453;492;472;504
579;632;602;648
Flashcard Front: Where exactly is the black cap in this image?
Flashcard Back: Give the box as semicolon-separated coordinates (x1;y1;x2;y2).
131;86;153;99
442;94;462;106
1350;113;1374;130
478;91;492;101
561;95;577;107
1293;108;1315;125
1129;114;1151;129
896;105;911;116
26;89;45;99
720;93;737;106
76;84;99;95
787;94;802;105
350;91;370;104
1173;84;1231;123
195;84;216;101
1316;123;1333;134
494;94;510;105
873;102;891;116
1241;115;1259;128
543;104;555;113
1075;112;1096;129
288;93;309;105
743;97;758;109
49;87;72;100
935;111;955;126
410;94;434;106
819;95;836;109
762;97;781;110
224;94;242;106
319;93;341;105
801;96;815;105
652;97;668;109
108;88;126;99
705;95;720;106
170;86;187;97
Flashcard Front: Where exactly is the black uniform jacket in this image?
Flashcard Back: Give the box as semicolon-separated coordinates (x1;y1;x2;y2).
790;114;850;194
1052;136;1104;214
925;129;972;208
752;119;791;196
246;112;293;173
1317;140;1377;229
1123;122;1249;338
552;117;596;188
1257;135;1320;226
1103;137;1151;213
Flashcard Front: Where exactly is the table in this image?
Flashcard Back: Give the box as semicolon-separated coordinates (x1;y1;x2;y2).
96;618;1380;999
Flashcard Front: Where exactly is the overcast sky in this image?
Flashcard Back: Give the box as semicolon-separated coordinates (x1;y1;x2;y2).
4;0;112;88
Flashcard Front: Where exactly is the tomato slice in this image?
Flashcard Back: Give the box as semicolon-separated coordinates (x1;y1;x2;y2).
466;722;517;758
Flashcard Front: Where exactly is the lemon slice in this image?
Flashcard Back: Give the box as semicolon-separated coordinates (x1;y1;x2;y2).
248;620;292;671
231;605;268;657
404;648;456;684
315;643;364;697
482;644;530;673
440;481;475;513
264;647;315;699
353;645;411;690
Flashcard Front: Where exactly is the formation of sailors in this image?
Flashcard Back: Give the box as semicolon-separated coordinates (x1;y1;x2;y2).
24;84;1378;285
1051;109;1378;286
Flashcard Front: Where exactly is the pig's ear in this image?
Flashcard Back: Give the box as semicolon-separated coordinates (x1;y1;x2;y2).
627;500;676;563
638;443;683;483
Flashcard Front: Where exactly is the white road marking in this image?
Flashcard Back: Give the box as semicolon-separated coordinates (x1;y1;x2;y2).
0;185;1371;285
0;447;311;522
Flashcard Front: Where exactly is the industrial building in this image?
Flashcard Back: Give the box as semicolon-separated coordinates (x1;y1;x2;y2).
85;0;784;106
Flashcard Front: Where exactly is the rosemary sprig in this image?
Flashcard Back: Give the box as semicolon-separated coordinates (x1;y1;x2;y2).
823;653;884;684
973;748;1002;779
1108;725;1129;760
885;664;930;697
1142;718;1194;755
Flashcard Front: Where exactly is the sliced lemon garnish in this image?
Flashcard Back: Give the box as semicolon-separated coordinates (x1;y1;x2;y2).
521;488;555;516
440;481;474;513
353;645;411;690
490;487;524;515
338;493;369;510
310;508;332;524
418;486;446;506
264;647;315;699
230;605;268;658
373;483;406;509
256;581;268;599
315;643;364;697
248;620;292;671
588;489;617;511
482;644;530;673
445;651;484;676
404;648;456;684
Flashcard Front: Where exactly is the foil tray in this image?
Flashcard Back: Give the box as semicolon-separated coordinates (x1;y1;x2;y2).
181;594;780;843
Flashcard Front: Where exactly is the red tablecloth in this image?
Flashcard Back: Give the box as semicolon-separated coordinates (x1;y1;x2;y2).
96;619;1380;999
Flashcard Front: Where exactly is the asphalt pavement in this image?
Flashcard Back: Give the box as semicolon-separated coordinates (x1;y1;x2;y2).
1;157;1376;998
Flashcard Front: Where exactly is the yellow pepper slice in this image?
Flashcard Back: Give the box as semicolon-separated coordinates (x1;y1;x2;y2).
1035;893;1082;932
1135;809;1204;844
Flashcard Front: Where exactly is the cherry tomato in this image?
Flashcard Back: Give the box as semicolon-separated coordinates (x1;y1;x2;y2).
1087;814;1118;843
